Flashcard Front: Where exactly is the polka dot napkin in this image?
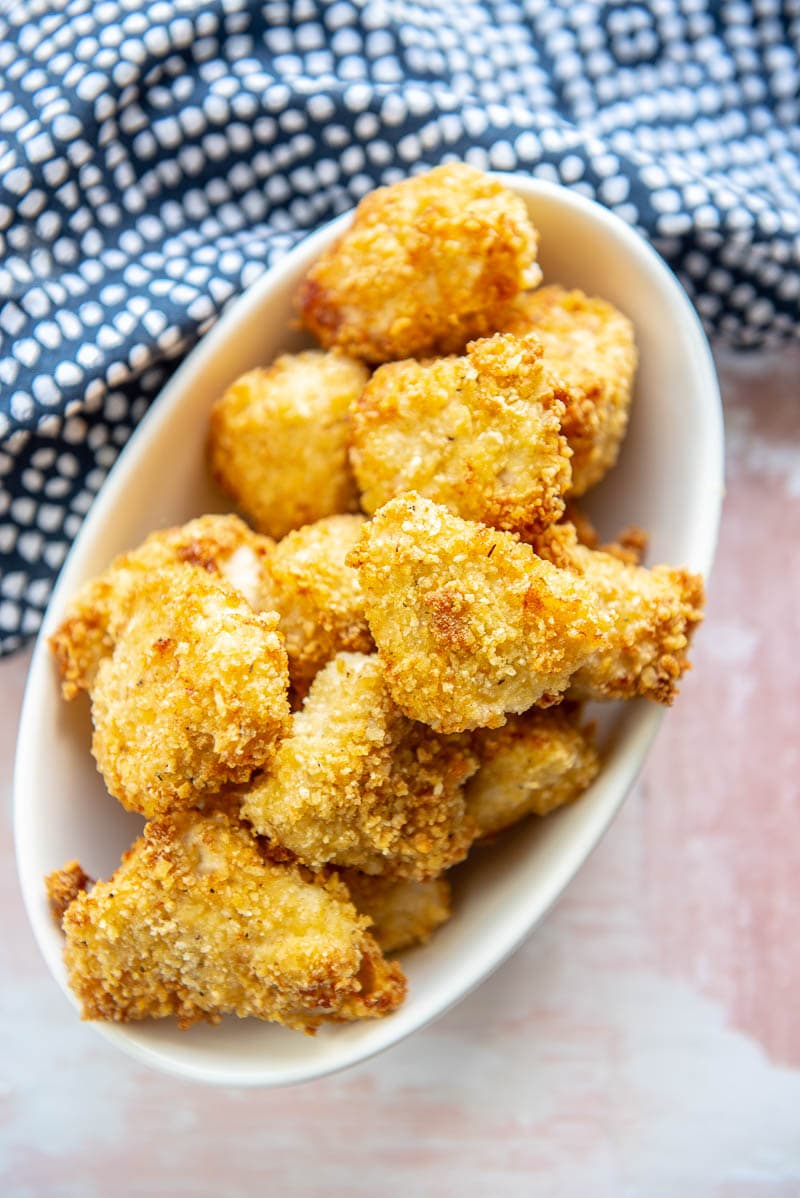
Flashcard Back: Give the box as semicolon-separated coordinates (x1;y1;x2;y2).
1;0;799;653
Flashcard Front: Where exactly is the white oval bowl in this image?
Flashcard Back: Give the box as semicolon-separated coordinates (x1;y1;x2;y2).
14;177;723;1087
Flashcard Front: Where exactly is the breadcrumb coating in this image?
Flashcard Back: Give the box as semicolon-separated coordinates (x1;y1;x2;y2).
500;286;637;495
266;514;373;697
241;652;479;879
208;350;368;539
45;859;92;922
348;496;605;733
297;163;542;363
340;871;452;953
91;566;290;817
49;514;274;699
467;707;600;838
532;523;704;704
58;808;405;1030
350;333;572;535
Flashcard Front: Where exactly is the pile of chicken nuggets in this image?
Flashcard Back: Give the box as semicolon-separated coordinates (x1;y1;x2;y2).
46;163;705;1034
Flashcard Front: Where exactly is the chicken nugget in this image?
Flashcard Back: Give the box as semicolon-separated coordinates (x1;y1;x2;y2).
467;707;600;838
340;871;452;953
348;495;605;733
208;350;368;540
241;652;479;879
50;514;275;699
297;163;541;363
532;523;704;704
267;514;373;697
55;807;405;1030
91;566;290;817
350;333;572;535
500;286;637;495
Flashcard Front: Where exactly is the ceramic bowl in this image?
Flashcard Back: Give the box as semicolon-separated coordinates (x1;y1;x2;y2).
14;176;724;1086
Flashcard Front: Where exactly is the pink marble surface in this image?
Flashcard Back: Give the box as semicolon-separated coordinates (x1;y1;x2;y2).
2;348;799;1196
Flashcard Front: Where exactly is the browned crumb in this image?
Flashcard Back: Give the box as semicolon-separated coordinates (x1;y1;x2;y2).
59;807;405;1030
91;565;290;817
208;350;368;540
563;503;600;550
532;523;705;704
340;871;452;953
500;286;637;495
49;579;117;703
531;513;649;569
467;707;600;837
349;333;572;536
266;514;373;697
348;495;605;733
241;652;479;880
602;525;649;566
45;860;93;923
49;514;275;699
297;163;541;363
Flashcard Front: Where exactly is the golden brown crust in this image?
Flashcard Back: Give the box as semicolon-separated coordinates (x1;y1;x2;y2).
49;514;275;698
349;333;572;536
532;524;705;704
467;707;600;837
60;808;406;1030
241;652;479;880
500;286;637;495
45;860;93;923
340;871;452;953
348;496;605;733
207;350;368;539
297;164;541;363
265;514;373;697
90;566;290;817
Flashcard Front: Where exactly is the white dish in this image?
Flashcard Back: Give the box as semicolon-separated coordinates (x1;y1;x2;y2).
14;176;724;1086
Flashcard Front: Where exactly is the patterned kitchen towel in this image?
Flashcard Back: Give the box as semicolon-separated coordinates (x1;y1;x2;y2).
1;0;799;652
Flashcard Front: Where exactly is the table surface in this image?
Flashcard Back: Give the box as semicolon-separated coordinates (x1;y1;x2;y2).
2;347;799;1197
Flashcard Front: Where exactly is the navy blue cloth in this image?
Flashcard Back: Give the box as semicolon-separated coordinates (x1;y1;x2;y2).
1;0;799;651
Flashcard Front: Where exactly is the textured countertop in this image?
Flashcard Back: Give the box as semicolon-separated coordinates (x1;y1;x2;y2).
2;347;798;1196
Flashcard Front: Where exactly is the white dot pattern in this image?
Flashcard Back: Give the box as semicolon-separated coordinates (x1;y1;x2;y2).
1;0;799;651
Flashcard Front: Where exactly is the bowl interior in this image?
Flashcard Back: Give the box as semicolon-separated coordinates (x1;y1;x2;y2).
14;178;723;1086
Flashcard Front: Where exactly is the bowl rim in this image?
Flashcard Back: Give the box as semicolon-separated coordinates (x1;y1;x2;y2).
13;175;725;1087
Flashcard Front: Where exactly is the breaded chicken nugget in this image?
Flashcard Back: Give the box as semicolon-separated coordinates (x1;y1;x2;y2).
500;286;637;495
242;652;479;879
50;514;274;699
467;707;600;838
348;496;605;733
266;514;373;697
532;523;704;704
91;566;290;817
297;163;542;363
56;807;405;1030
208;350;368;540
350;333;572;535
340;871;452;953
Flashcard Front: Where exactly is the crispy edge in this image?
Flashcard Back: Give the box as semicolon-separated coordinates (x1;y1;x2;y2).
45;860;93;923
